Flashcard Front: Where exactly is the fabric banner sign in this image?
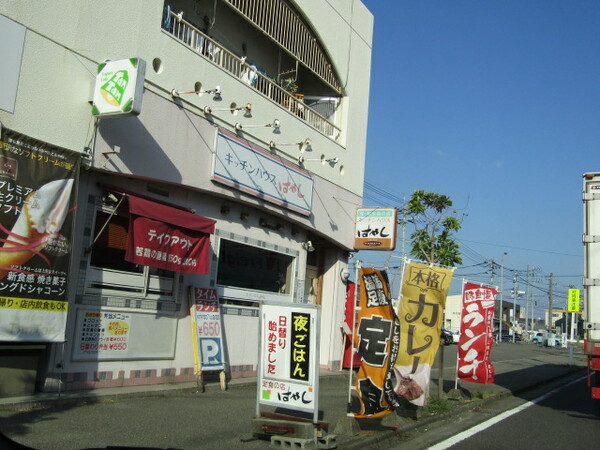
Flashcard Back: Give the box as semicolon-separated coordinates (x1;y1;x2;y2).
352;268;399;418
394;261;454;406
457;281;497;383
125;195;215;274
0;129;79;342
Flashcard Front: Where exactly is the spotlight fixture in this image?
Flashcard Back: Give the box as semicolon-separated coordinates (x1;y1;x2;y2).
297;155;339;165
302;240;315;252
203;103;252;117
234;119;280;132
268;138;311;151
170;86;221;98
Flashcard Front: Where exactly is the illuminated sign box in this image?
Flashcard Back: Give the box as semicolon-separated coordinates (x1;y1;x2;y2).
92;58;146;117
354;207;398;251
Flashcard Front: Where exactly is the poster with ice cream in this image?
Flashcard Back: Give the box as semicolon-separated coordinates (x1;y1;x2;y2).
0;129;79;342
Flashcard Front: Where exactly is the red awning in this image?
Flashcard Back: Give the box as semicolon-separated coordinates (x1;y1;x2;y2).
125;195;215;274
128;195;215;234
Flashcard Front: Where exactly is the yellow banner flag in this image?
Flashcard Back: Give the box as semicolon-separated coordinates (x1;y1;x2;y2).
393;261;454;406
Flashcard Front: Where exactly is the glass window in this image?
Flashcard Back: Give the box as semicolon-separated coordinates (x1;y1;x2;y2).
87;210;176;299
217;240;293;294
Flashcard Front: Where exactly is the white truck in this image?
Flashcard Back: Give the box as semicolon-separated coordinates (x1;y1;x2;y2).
583;173;600;400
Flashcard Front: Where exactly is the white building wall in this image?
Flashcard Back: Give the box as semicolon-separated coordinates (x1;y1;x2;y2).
0;0;373;392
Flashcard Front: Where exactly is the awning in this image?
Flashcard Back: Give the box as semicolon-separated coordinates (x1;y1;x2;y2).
128;195;215;234
125;195;216;275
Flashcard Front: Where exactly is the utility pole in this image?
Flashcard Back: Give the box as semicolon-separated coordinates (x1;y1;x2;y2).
498;252;507;340
548;273;554;333
512;271;518;343
525;265;530;334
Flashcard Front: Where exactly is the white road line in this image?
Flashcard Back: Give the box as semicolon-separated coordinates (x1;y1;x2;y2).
428;375;587;450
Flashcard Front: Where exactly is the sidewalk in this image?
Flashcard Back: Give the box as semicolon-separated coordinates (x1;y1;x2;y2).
0;344;587;449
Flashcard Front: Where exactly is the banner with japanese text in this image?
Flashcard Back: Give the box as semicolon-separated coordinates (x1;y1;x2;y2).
351;268;399;418
0;129;79;342
257;303;320;417
393;261;454;406
189;287;225;372
457;281;497;383
125;195;215;274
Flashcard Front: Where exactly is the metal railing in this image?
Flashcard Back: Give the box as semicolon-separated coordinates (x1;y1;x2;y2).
163;12;341;140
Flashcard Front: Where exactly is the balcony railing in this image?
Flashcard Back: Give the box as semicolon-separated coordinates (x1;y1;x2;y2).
162;11;341;141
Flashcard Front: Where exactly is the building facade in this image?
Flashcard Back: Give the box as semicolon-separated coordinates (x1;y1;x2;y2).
0;0;373;394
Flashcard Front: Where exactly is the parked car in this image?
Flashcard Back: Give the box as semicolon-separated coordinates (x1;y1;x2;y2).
441;328;453;345
532;332;544;344
494;329;521;342
532;332;562;346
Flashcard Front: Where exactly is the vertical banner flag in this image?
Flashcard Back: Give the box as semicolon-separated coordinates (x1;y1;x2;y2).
258;303;320;417
352;268;399;418
457;281;497;383
0;129;79;342
189;287;225;372
394;261;453;406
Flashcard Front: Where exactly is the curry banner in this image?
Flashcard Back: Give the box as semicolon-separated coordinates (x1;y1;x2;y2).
457;281;497;383
0;129;79;342
394;261;453;406
351;267;399;418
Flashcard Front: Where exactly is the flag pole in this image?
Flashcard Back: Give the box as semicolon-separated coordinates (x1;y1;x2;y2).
347;260;361;408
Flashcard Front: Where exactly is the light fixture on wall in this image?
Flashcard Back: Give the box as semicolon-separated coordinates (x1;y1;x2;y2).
259;218;283;231
170;86;221;99
203;103;252;117
297;155;339;165
268;138;311;152
302;240;315;252
340;268;350;283
234;119;280;132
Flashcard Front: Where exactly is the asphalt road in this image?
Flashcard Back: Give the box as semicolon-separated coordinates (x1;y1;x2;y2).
0;342;586;450
392;373;599;449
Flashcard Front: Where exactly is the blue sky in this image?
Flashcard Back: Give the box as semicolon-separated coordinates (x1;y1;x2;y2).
358;0;599;316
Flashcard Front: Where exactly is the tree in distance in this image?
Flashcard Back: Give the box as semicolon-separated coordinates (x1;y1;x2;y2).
406;190;463;267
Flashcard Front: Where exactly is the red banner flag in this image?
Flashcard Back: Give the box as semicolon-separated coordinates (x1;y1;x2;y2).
457;282;497;383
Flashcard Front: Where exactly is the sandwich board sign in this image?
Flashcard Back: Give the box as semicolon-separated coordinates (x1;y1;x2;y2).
189;287;226;389
256;302;320;417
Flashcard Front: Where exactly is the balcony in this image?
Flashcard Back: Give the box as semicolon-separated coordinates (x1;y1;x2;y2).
162;10;341;141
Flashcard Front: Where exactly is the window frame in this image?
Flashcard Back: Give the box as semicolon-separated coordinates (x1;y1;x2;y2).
215;236;297;304
84;205;180;303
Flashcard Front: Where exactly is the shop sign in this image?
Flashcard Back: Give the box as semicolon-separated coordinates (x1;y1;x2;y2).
213;130;313;216
567;289;580;312
189;287;225;372
74;310;132;357
257;302;320;416
0;129;79;342
92;58;146;117
354;207;398;251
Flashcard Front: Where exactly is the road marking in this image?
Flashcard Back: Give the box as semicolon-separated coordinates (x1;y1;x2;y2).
428;375;587;450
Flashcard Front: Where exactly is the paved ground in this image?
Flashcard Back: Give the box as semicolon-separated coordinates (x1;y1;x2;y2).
0;342;587;449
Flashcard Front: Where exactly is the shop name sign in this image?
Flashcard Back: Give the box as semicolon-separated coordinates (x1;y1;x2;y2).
92;58;146;117
212;130;313;216
354;207;398;251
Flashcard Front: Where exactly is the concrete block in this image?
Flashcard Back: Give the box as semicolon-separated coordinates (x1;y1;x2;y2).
333;416;360;436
